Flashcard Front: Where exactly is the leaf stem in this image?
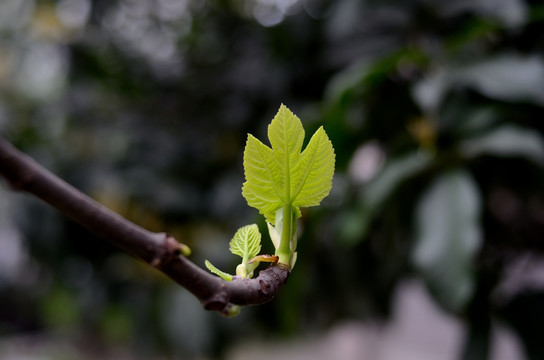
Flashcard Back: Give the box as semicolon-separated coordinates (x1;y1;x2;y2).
277;204;293;266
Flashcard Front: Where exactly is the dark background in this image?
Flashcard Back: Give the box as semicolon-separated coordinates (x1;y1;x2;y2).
1;0;544;359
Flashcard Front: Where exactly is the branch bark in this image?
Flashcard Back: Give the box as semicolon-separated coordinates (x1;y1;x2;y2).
0;136;289;315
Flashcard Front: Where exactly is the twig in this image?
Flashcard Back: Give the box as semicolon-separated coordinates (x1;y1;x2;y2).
0;136;289;315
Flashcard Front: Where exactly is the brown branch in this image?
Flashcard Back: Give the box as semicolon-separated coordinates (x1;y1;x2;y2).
0;136;289;315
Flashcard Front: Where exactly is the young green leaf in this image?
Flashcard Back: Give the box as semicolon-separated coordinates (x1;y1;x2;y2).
241;136;284;223
204;260;233;282
291;126;335;208
242;104;335;222
229;224;262;264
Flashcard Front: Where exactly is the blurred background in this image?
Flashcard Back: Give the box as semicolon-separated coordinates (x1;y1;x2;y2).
1;0;544;359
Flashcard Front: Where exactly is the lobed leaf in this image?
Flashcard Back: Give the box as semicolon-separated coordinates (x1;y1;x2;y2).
268;104;305;199
242;104;335;223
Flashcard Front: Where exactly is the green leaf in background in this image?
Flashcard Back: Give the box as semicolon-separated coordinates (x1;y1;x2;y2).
460;125;544;162
459;54;544;106
229;224;262;265
204;260;233;282
363;152;432;211
413;54;544;113
339;151;433;245
242;104;335;223
412;170;482;312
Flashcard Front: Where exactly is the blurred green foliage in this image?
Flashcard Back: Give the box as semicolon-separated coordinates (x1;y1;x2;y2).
1;0;544;359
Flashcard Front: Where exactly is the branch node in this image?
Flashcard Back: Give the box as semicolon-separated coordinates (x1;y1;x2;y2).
149;233;187;268
164;233;190;256
203;289;229;312
259;279;270;295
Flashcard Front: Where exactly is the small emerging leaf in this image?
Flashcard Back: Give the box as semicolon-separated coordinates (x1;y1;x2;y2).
235;262;259;279
229;224;262;263
236;264;248;278
205;260;233;282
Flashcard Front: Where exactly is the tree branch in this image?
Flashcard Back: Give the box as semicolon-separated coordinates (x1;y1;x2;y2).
0;136;289;315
